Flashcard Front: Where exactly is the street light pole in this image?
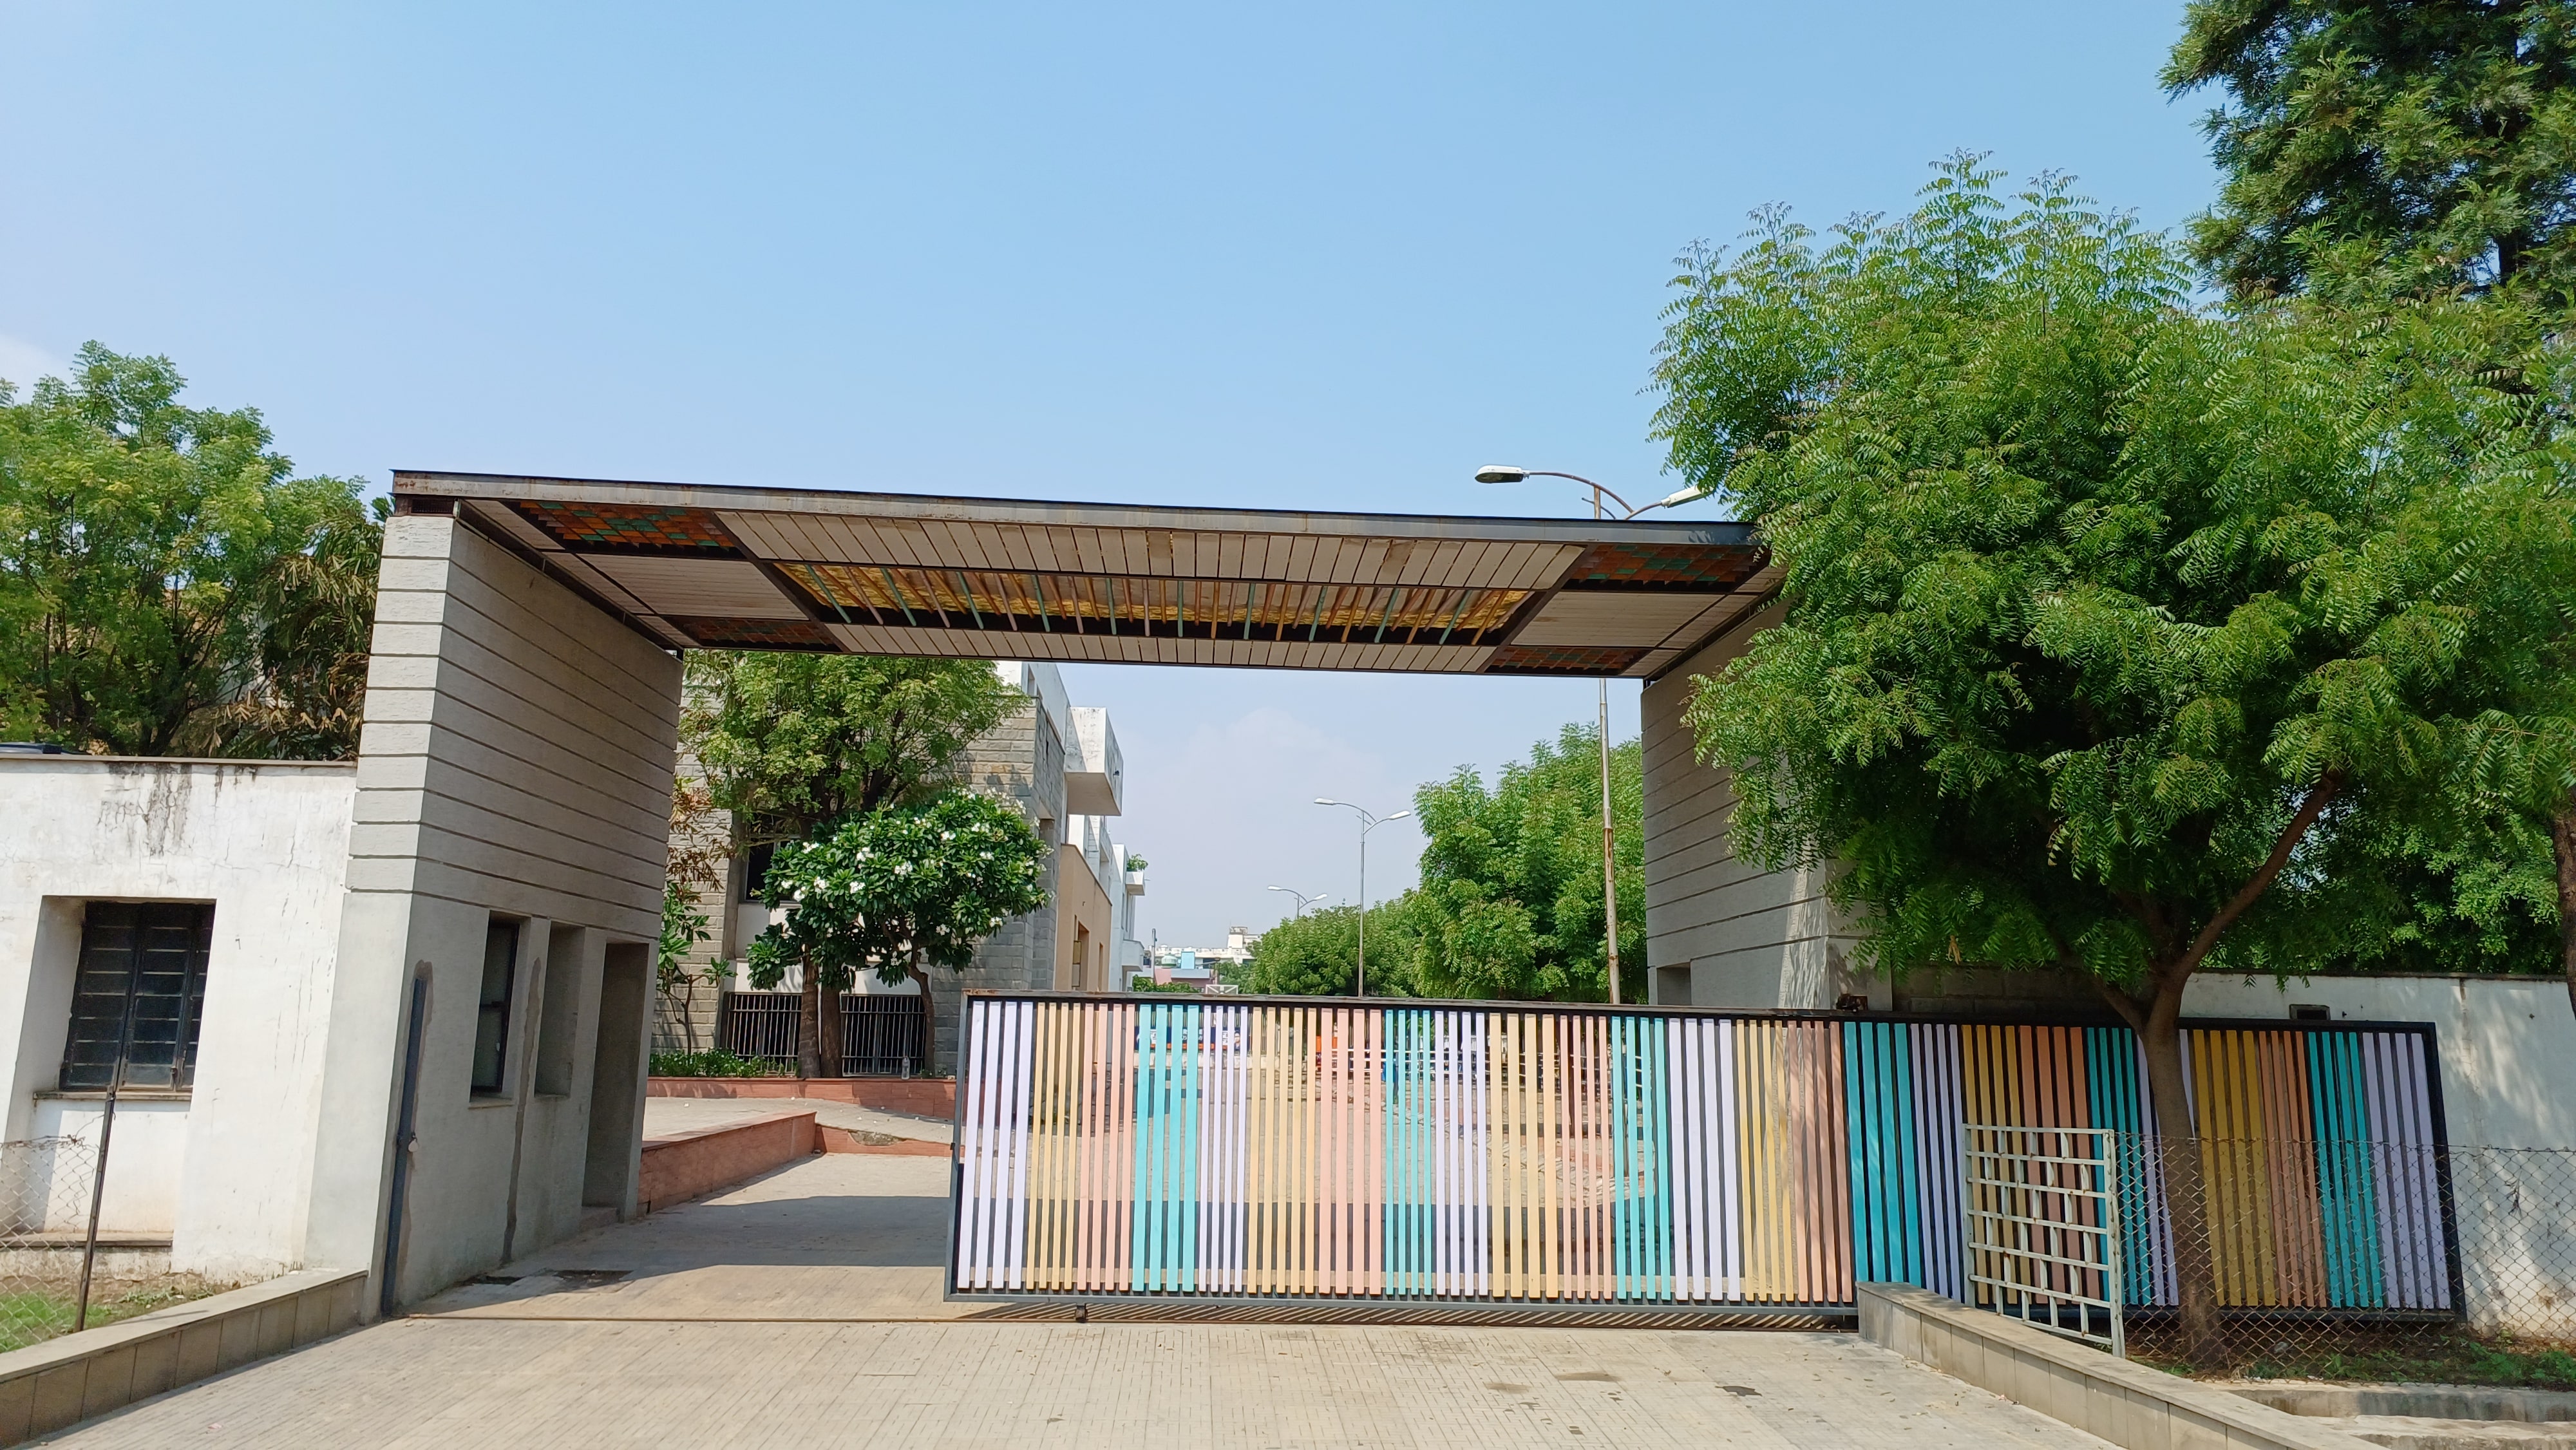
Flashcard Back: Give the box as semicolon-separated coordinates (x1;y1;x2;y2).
1265;885;1329;918
1314;800;1408;997
1473;465;1701;1005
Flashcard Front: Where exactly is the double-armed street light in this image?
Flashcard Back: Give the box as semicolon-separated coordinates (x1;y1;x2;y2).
1312;799;1408;997
1265;885;1329;918
1472;465;1703;1006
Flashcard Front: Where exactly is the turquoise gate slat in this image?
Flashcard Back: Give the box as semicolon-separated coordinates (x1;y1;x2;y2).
2308;1031;2387;1308
2085;1025;2170;1308
1844;1021;1926;1287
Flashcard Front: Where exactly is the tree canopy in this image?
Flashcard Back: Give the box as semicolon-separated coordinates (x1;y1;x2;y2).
681;652;1021;847
749;789;1050;1069
1246;901;1420;997
1406;724;1644;1001
0;344;383;758
2166;0;2576;305
1650;158;2573;1350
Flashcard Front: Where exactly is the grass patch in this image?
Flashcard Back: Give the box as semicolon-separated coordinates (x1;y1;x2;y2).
2138;1329;2576;1389
0;1276;227;1353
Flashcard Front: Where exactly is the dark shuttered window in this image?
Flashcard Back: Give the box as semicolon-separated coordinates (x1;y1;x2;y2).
61;901;214;1091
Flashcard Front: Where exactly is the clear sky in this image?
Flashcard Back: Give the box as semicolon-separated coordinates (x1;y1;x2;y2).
1;1;2222;948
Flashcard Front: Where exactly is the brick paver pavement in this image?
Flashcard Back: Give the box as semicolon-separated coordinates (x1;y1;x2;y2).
38;1151;2113;1447
46;1319;2108;1449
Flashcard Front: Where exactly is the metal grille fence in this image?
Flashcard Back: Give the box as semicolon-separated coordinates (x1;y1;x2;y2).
946;995;2468;1325
1964;1124;2123;1355
719;990;929;1076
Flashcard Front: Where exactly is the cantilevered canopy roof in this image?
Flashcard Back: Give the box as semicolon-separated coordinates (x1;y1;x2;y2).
392;471;1776;679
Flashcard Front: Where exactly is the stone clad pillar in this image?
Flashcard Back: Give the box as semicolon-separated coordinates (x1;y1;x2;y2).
303;509;681;1312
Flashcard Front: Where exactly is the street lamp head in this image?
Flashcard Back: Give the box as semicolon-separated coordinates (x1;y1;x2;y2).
1473;465;1529;485
1387;810;1412;821
1314;797;1337;806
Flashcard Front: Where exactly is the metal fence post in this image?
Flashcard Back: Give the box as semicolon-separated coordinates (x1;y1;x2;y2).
71;1082;118;1332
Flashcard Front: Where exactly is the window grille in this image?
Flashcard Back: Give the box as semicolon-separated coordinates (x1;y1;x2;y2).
59;901;213;1092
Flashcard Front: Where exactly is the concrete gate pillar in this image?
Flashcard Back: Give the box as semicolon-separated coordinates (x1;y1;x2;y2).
303;510;681;1312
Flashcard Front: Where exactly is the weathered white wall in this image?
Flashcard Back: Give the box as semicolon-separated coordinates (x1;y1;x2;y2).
0;757;354;1278
1638;604;1882;1012
304;513;679;1310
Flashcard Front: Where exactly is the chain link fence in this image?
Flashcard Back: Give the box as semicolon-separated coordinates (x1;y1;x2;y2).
1975;1135;2576;1383
0;1135;110;1351
0;1132;221;1353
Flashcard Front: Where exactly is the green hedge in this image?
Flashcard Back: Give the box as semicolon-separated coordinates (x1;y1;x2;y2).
649;1048;777;1078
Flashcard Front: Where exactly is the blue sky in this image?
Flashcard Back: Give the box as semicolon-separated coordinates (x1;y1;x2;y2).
1;1;2221;947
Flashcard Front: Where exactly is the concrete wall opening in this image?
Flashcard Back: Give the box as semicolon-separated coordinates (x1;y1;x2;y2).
535;923;583;1097
583;944;649;1212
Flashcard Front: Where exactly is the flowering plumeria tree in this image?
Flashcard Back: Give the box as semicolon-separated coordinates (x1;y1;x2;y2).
748;789;1050;1074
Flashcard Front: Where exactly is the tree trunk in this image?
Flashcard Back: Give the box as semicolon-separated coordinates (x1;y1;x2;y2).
908;953;938;1078
2552;793;2576;1022
815;976;845;1079
797;961;822;1079
2130;973;2226;1366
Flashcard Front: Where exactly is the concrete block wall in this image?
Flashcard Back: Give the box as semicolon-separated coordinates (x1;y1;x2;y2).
304;512;680;1310
0;1267;366;1446
1859;1283;2380;1450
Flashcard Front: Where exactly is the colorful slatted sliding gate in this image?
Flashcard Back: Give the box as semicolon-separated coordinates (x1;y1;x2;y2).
947;995;2458;1318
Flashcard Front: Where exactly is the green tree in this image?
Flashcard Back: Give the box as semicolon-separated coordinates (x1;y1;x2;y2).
681;652;1019;1075
2166;1;2576;305
748;789;1050;1071
2166;4;2576;1007
1406;724;1645;1001
1650;160;2571;1357
0;344;383;758
1247;899;1421;997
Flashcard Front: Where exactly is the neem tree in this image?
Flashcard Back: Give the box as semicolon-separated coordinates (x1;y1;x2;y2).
748;789;1050;1074
1653;158;2571;1357
0;344;383;759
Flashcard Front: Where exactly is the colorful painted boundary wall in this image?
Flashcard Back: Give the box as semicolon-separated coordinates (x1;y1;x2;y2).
948;995;2455;1314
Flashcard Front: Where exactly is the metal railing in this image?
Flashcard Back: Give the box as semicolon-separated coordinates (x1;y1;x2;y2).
718;990;927;1077
1964;1124;2123;1356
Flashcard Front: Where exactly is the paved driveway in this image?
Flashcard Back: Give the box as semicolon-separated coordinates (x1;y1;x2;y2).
41;1154;2112;1449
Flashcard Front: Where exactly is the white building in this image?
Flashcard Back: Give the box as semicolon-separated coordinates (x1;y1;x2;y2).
0;755;356;1284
